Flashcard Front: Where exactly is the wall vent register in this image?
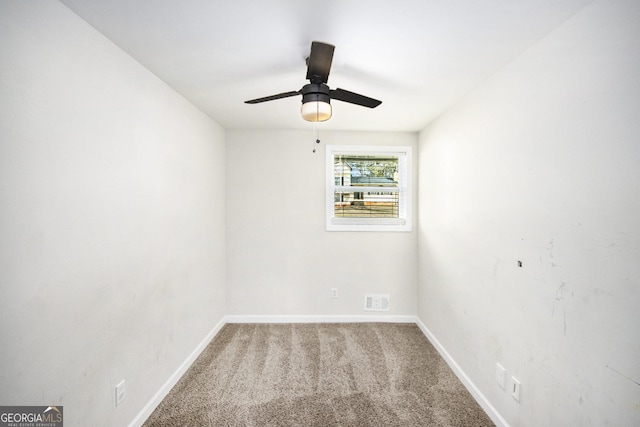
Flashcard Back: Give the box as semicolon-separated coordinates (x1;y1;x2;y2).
364;294;390;311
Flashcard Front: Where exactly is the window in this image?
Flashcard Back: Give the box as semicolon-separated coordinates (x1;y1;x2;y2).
326;145;412;231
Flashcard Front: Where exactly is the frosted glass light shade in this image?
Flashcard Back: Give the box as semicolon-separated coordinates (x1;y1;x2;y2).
301;101;332;122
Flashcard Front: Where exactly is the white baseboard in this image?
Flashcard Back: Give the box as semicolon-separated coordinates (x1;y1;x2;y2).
414;317;509;427
225;314;418;324
128;317;227;427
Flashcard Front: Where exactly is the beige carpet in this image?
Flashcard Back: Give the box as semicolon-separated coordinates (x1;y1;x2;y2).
143;323;494;426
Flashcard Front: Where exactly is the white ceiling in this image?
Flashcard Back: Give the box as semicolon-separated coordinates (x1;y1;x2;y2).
59;0;592;132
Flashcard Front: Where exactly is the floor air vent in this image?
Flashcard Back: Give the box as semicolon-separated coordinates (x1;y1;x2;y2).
364;294;390;311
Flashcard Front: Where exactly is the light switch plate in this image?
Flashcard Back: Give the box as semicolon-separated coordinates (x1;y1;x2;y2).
511;377;521;402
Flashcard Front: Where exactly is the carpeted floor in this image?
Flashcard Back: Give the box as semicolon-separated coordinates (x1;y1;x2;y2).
143;323;494;426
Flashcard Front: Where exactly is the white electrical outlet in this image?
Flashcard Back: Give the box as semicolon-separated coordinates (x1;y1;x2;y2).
331;288;338;298
511;377;521;402
496;363;506;389
115;380;126;406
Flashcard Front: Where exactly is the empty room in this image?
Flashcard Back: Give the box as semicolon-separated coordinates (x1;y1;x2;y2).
1;0;639;426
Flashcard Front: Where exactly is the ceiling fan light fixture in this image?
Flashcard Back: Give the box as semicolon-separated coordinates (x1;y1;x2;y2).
301;83;332;122
301;100;332;122
244;41;381;120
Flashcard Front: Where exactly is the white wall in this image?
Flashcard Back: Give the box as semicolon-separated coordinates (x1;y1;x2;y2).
0;2;226;426
226;130;417;318
417;0;640;426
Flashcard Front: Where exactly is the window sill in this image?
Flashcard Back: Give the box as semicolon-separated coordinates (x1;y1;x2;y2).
327;218;411;232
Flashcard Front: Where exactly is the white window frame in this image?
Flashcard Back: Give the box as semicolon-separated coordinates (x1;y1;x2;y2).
326;145;412;232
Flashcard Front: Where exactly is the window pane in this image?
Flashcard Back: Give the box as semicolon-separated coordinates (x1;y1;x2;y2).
333;154;399;218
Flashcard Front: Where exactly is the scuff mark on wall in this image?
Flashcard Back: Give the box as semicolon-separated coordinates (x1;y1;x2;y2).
606;365;640;387
547;237;569;336
548;238;559;268
593;287;613;297
556;282;566;301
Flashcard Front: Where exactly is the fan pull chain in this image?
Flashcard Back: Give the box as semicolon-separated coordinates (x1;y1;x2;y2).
312;124;321;153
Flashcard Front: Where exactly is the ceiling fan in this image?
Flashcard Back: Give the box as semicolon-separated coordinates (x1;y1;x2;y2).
245;41;382;122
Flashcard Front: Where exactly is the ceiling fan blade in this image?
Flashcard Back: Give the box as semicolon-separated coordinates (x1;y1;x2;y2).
306;41;335;83
330;88;382;108
244;90;300;104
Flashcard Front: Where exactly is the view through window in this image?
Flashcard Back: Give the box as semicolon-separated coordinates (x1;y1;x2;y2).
333;154;399;218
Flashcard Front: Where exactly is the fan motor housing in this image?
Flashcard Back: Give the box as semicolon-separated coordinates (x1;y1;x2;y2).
301;83;331;104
